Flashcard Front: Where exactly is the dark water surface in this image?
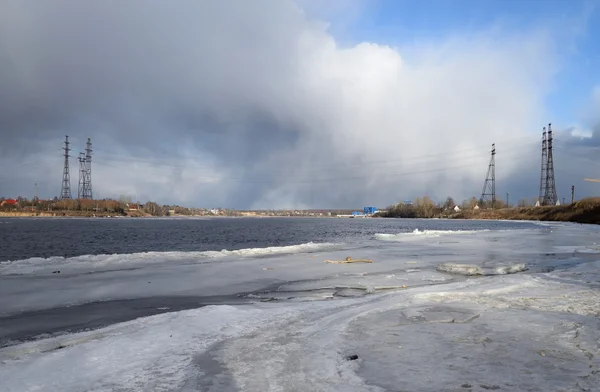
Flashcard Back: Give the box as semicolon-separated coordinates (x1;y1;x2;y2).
0;217;538;262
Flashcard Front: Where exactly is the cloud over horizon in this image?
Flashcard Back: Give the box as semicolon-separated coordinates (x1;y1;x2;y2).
0;0;598;208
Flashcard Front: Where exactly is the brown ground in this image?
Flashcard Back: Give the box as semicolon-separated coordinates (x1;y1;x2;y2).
453;198;600;225
0;210;147;218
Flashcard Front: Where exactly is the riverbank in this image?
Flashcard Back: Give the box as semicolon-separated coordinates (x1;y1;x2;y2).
0;210;348;219
3;198;599;224
0;211;128;218
378;198;600;225
444;198;600;224
453;198;600;224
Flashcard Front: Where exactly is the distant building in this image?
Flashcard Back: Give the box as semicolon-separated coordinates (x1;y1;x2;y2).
363;206;377;215
454;205;461;212
126;203;142;211
0;199;18;207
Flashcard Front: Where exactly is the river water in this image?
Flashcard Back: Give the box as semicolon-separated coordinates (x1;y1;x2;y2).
1;217;599;391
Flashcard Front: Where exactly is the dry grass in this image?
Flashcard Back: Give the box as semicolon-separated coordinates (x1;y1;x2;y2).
454;198;600;224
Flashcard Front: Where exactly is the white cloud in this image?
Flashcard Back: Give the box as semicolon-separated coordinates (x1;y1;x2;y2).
569;126;593;139
247;24;559;207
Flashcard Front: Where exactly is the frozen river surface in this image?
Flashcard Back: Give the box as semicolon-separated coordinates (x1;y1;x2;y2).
1;217;600;391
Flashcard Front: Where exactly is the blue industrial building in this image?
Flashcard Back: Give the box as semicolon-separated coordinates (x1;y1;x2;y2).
363;206;377;215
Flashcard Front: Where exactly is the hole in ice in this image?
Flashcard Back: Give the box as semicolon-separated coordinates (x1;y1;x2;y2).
345;354;358;361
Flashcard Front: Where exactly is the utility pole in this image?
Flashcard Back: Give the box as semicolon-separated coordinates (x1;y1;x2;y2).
571;185;575;204
506;192;509;207
481;143;496;209
60;136;72;199
34;182;37;209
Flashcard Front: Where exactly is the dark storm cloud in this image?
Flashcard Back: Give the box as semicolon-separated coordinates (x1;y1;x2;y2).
0;0;316;204
0;0;594;207
0;0;304;149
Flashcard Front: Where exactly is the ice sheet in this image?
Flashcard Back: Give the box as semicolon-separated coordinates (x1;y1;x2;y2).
374;228;489;241
0;247;456;314
0;241;343;275
2;274;599;392
2;221;600;391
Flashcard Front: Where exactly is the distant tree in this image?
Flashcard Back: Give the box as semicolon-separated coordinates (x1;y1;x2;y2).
443;197;455;210
382;202;415;218
79;199;94;211
175;206;191;215
479;199;505;209
143;201;163;216
518;198;532;207
414;196;438;218
494;199;506;209
461;197;479;210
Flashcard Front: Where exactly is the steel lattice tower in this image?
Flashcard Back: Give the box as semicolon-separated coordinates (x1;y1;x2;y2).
543;123;558;205
538;128;547;204
480;143;496;208
78;152;86;199
60;135;72;199
83;138;93;199
77;139;93;199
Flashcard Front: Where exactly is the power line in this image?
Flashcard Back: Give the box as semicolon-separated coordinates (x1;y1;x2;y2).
91;138;540;177
91;150;535;184
96;134;541;166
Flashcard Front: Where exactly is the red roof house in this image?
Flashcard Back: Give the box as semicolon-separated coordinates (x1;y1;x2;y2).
0;199;18;207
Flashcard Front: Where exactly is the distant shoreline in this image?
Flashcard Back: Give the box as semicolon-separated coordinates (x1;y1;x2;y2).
379;198;600;225
2;199;599;224
0;211;341;219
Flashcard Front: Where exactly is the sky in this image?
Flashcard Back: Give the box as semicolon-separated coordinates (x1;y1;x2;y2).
0;0;599;209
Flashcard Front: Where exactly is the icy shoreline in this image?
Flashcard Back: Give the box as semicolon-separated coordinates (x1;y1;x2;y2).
2;223;600;391
2;266;600;392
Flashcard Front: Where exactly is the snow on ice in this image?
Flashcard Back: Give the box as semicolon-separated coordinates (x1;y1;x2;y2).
1;224;600;391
